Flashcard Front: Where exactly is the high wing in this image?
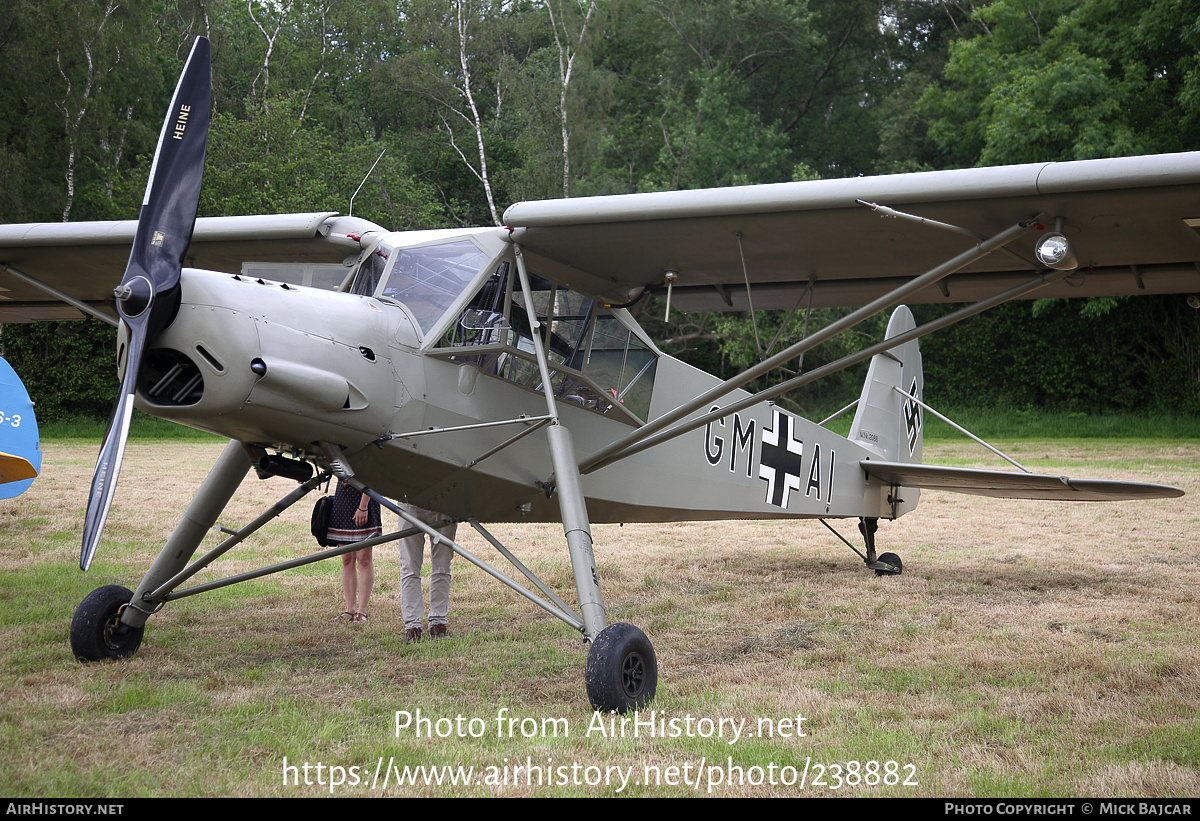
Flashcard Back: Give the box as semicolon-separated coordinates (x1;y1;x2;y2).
503;152;1200;310
861;461;1184;502
7;152;1200;321
0;213;384;322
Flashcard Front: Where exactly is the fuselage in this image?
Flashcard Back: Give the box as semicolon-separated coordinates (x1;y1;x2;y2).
135;230;893;524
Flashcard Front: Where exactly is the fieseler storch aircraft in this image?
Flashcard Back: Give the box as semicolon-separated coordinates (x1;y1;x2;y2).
0;38;1194;712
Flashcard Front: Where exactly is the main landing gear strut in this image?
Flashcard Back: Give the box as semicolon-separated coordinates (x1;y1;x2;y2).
68;434;657;714
547;421;657;713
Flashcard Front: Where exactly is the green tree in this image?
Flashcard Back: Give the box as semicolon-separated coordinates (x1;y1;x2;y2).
197;102;443;230
585;0;905;191
874;0;991;172
918;0;1200;167
386;0;542;224
1;320;118;423
637;68;795;190
916;298;1200;414
0;0;170;224
542;0;603;197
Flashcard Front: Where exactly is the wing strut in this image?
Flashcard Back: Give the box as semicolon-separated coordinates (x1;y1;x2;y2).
735;232;763;356
764;273;817;359
892;385;1031;473
578;216;1042;474
583;264;1071;473
0;263;119;326
513;244;608;639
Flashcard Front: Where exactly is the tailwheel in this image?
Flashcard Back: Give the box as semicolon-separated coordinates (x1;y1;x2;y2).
857;517;902;576
70;585;144;661
874;552;903;577
585;623;657;713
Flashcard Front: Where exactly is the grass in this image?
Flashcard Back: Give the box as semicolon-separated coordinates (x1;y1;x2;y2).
0;434;1198;797
921;408;1200;441
818;407;1200;441
37;411;226;442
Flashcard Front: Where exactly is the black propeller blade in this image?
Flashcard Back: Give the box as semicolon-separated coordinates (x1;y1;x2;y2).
81;37;211;571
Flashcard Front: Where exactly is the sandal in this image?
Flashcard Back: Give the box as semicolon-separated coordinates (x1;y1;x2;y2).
352;612;368;623
330;611;356;622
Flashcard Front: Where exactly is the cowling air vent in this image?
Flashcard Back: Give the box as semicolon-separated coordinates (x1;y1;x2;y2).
139;348;204;407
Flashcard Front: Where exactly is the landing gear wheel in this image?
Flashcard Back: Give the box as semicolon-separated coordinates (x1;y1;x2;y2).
874;552;903;577
585;623;657;713
70;585;144;661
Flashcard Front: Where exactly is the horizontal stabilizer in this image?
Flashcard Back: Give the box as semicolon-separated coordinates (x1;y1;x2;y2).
861;461;1184;501
0;451;38;484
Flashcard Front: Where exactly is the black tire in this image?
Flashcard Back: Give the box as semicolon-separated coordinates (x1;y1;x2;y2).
585;623;657;713
70;585;144;662
875;552;903;577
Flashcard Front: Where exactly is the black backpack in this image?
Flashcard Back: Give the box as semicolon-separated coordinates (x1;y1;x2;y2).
311;496;334;547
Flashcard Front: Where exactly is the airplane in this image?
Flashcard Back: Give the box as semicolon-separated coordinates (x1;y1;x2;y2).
0;37;1194;713
0;356;41;496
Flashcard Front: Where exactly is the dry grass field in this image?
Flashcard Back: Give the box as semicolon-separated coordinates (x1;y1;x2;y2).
1;438;1197;797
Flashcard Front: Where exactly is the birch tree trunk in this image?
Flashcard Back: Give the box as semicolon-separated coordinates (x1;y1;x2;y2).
453;0;502;225
544;0;598;198
56;1;122;221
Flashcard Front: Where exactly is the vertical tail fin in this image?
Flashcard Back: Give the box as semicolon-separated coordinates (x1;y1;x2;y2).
848;306;924;515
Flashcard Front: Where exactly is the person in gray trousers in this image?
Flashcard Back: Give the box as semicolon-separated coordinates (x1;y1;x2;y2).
398;504;456;642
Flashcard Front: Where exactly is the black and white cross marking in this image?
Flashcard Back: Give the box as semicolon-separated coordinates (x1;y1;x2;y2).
758;407;804;508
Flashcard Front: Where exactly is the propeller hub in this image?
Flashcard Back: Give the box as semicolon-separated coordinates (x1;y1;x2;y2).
114;275;154;319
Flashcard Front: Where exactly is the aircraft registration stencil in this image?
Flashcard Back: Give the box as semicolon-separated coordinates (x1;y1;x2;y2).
703;406;756;477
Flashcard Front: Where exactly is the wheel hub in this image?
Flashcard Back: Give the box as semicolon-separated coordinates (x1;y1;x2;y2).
102;609;131;651
621;652;645;697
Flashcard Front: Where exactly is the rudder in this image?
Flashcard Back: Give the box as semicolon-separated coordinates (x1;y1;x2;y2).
848;306;924;515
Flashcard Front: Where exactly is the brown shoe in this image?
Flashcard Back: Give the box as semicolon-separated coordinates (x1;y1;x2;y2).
405;626;422;643
429;623;448;639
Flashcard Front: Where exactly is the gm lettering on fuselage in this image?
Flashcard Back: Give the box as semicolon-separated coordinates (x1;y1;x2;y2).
704;406;835;511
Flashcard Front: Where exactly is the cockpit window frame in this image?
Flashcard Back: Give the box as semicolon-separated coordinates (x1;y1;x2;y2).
348;228;506;347
424;248;661;424
418;250;510;351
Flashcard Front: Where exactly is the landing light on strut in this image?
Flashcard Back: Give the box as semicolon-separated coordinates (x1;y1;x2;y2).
1034;232;1078;271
